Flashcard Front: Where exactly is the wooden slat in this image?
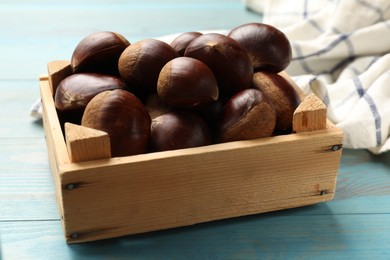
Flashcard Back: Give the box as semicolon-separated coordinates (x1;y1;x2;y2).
47;60;72;96
55;127;342;243
40;77;70;231
65;122;111;163
1;145;390;222
293;93;327;132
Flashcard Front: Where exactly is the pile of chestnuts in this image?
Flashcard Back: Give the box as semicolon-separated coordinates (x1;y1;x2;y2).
54;23;301;158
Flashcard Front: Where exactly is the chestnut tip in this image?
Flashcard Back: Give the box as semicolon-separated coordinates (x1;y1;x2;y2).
228;22;292;73
252;71;300;134
157;56;219;109
71;31;130;75
184;33;253;98
218;88;276;143
149;110;212;152
81;89;151;157
118;38;178;95
170;31;203;56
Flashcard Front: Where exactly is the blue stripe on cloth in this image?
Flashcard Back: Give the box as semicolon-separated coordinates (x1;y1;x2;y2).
329;56;356;74
366;56;380;69
340;32;355;57
303;0;309;19
306;75;330;106
353;76;365;97
353;77;382;146
292;33;352;60
309;56;355;75
350;56;380;76
351;67;360;76
334;56;380;109
308;19;325;33
292;42;315;74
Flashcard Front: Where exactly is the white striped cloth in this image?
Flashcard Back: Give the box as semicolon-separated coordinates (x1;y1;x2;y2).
245;0;390;154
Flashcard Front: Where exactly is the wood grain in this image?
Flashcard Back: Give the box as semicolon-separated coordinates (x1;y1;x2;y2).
47;60;72;95
65;123;111;163
293;93;327;132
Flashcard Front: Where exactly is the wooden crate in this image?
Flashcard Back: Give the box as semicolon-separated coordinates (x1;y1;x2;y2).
40;61;343;243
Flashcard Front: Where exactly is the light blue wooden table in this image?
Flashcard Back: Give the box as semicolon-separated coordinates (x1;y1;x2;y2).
1;1;390;259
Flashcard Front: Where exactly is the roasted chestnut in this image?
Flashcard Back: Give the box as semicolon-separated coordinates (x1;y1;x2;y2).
71;31;130;75
252;71;301;134
184;33;253;97
228;23;292;72
170;31;202;56
218;88;276;142
118;38;178;98
149;110;212;152
157;57;219;109
81;89;151;157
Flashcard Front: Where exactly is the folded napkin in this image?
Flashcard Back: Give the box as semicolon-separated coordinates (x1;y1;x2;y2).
245;0;390;154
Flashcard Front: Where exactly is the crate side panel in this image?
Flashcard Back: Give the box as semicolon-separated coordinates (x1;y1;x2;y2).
40;77;70;165
60;129;343;243
40;77;69;224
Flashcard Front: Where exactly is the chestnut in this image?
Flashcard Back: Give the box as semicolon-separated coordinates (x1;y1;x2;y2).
184;33;253;97
149;110;212;152
228;23;292;73
157;57;219;109
218;88;276;143
55;73;127;113
170;31;202;56
71;31;130;75
145;93;172;119
197;98;227;140
118;38;178;97
81;89;151;157
252;71;301;134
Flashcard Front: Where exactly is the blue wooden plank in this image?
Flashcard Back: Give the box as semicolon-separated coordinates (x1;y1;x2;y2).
1;214;389;259
0;81;45;138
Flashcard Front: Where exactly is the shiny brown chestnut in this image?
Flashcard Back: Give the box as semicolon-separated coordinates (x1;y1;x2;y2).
81;89;151;157
170;31;202;56
218;88;276;143
145;93;172;119
118;38;178;97
197;98;227;141
252;71;301;134
228;23;292;73
55;73;127;113
149;110;212;152
184;33;253;97
157;57;219;109
71;31;130;75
